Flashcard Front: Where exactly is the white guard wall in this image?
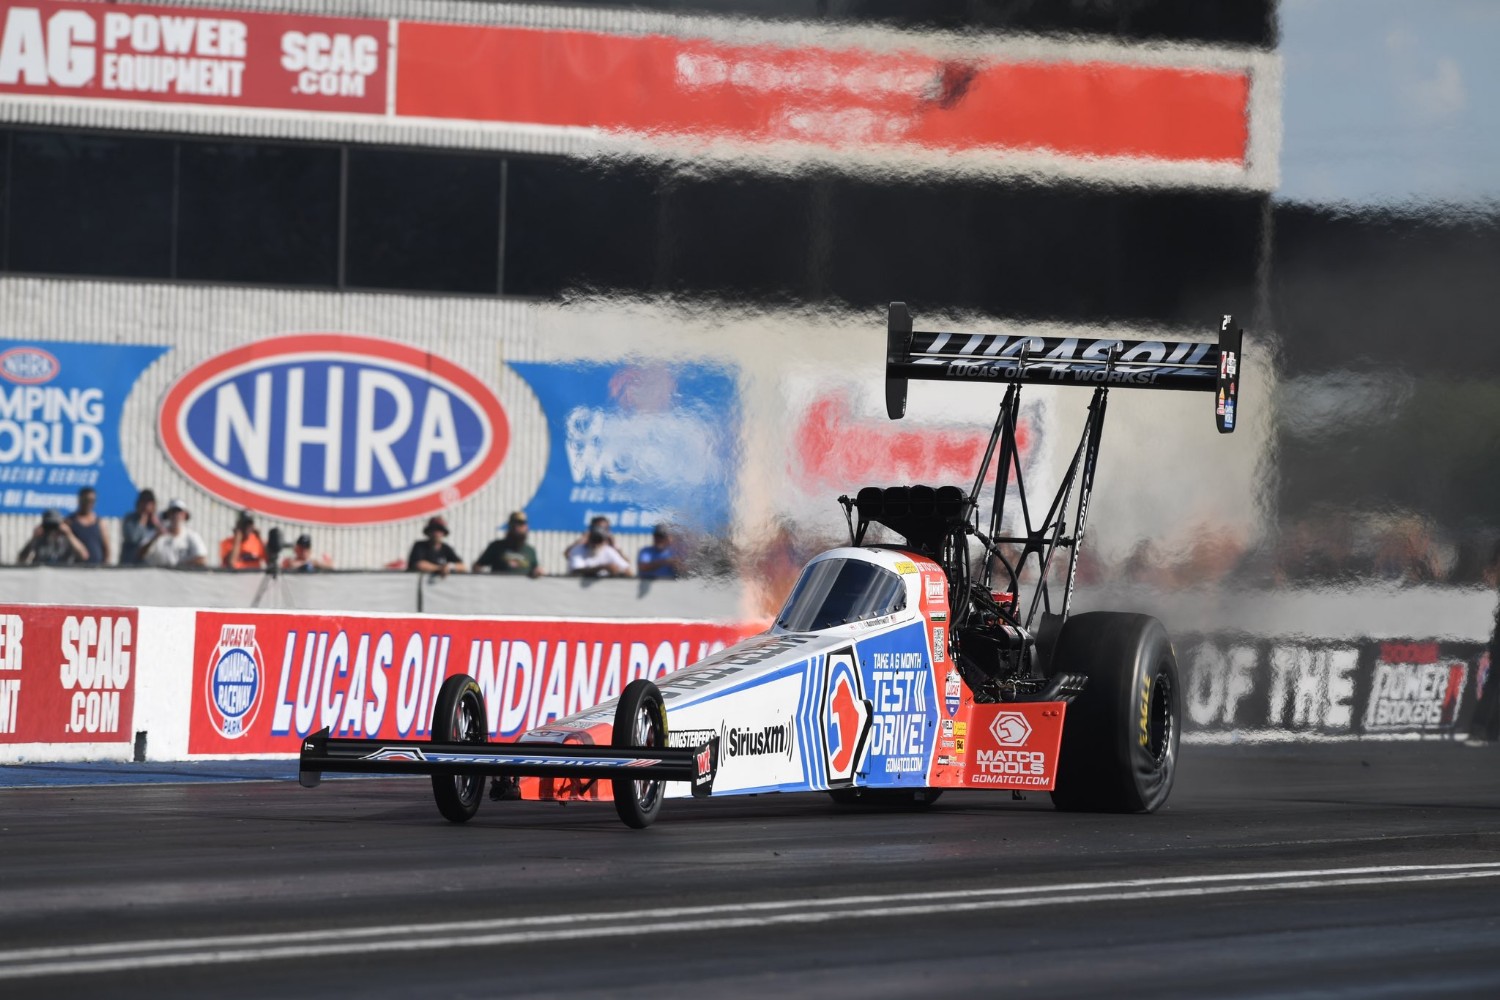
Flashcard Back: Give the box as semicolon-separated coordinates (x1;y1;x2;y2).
0;277;1274;586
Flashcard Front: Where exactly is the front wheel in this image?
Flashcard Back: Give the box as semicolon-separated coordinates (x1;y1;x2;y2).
430;674;488;823
1049;612;1180;814
612;679;668;829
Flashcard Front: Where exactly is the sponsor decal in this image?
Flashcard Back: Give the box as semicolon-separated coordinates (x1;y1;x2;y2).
925;577;945;603
0;340;166;515
510;362;738;534
954;721;967;753
202;623;265;740
721;721;793;759
188;612;754;754
893;560;917;575
159;334;508;525
964;703;1064;789
820;647;870;785
932;626;946;663
860;624;938;782
0;2;387;114
666;727;717;749
990;710;1032;746
1363;643;1467;733
944;669;961;716
940;717;955;748
0;606;137;744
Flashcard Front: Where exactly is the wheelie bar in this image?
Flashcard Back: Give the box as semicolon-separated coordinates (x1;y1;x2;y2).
298;728;720;798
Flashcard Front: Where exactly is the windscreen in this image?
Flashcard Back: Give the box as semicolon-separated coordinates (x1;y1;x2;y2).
775;558;907;632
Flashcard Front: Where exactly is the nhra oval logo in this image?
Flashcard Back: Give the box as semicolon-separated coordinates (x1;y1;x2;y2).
160;335;509;524
0;347;59;384
204;625;266;740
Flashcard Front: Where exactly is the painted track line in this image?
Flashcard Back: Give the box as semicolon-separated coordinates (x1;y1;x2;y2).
2;862;1498;980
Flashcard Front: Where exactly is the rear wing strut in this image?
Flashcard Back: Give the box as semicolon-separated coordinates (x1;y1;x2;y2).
886;303;1243;433
298;729;720;798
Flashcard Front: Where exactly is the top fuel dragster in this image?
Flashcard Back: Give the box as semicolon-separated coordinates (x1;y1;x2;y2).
299;304;1243;826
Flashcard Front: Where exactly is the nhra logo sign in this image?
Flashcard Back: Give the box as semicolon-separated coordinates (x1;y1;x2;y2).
160;335;508;524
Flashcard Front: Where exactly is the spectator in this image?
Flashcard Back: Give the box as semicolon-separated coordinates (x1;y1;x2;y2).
65;486;109;565
566;515;631;578
474;511;542;577
407;516;466;576
139;499;208;568
281;533;334;573
18;508;87;566
637;524;681;580
119;489;159;567
220;509;268;570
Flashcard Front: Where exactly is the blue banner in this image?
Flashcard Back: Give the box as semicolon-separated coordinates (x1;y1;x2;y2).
0;341;167;516
511;362;739;534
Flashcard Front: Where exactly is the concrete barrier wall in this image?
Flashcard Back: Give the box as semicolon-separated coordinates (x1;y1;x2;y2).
3;585;1492;765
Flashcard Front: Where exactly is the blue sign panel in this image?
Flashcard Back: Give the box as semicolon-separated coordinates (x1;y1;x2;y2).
0;341;167;516
511;362;739;534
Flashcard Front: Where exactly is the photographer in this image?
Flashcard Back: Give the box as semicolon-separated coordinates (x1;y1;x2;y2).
18;509;88;566
220;509;268;571
565;515;632;578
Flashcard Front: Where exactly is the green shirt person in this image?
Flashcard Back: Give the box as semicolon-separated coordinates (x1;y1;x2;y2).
475;512;542;578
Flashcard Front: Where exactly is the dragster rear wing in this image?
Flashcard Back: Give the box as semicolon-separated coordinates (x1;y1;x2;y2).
885;303;1242;433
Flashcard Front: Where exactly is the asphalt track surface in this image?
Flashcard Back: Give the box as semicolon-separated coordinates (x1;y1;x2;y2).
2;743;1498;999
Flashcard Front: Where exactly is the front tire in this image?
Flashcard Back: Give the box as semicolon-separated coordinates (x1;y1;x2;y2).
1049;612;1180;814
430;674;487;823
612;680;668;829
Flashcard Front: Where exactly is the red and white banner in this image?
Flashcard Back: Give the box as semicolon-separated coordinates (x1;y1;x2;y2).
188;611;760;755
0;605;137;744
396;23;1250;165
0;2;387;113
1;3;1260;177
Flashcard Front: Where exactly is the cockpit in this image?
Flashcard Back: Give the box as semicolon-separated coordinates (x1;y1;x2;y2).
775;556;907;632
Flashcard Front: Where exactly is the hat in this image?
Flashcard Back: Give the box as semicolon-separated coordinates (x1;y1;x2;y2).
295;533;313;548
165;498;188;517
236;508;255;526
423;516;449;536
41;508;61;527
507;511;528;526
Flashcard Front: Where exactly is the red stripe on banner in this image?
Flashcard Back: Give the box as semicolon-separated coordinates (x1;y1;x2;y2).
395;24;1249;164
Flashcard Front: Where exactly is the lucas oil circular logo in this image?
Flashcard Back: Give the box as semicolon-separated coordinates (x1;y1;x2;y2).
204;638;265;740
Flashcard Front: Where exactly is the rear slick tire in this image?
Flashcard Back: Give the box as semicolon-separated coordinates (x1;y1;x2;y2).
612;679;668;829
1049;612;1180;814
430;674;487;824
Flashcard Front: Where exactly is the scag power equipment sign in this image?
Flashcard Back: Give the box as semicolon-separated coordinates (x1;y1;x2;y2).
0;606;137;745
0;2;387;112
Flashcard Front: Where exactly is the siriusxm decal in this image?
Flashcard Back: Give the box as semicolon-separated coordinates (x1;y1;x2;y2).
0;340;166;516
511;362;738;533
857;622;938;785
159;335;508;525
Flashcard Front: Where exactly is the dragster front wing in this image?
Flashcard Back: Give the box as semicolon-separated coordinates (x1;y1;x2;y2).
297;728;720;798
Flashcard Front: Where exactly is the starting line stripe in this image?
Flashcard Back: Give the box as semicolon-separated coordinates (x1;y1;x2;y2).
1;862;1498;979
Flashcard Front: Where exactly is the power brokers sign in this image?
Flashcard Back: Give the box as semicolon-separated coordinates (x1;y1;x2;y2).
0;605;137;745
